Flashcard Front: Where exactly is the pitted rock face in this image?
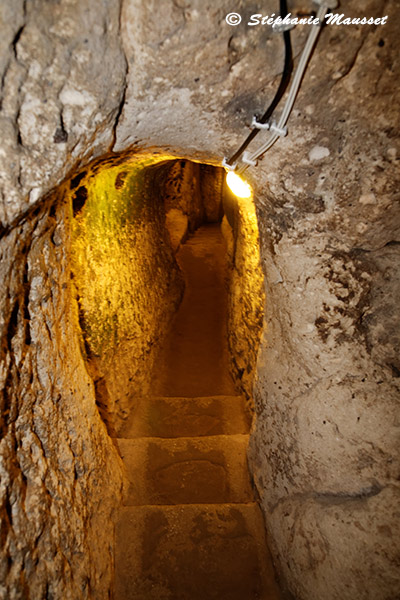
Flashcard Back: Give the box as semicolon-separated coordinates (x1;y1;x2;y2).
0;197;124;599
0;1;399;599
0;0;126;227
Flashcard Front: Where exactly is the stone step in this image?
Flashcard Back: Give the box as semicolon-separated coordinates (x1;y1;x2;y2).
116;395;251;438
117;435;254;505
115;503;281;600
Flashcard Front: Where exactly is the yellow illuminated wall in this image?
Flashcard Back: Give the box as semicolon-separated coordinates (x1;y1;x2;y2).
223;188;265;399
68;155;183;429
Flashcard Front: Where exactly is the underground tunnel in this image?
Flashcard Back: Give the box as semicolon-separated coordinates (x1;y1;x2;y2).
1;1;399;599
66;154;271;598
68;155;264;433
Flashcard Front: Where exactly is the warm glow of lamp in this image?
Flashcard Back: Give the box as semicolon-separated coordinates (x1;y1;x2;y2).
226;170;252;199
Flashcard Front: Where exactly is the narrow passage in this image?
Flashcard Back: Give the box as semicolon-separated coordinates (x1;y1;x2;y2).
115;224;281;599
155;223;236;397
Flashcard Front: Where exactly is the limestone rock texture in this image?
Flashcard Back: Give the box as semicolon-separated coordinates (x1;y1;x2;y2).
222;190;265;400
68;156;184;433
246;3;400;598
0;0;399;599
162;160;224;246
0;195;124;599
0;0;126;228
1;1;128;598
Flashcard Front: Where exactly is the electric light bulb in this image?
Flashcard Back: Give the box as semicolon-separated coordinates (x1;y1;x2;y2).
226;170;252;199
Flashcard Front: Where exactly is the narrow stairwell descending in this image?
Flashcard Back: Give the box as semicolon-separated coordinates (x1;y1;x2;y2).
114;224;281;599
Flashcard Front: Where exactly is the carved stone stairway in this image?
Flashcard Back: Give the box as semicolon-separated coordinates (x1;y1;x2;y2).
114;225;281;599
114;394;281;600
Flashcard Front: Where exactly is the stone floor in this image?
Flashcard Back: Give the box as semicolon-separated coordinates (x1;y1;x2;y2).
114;225;281;599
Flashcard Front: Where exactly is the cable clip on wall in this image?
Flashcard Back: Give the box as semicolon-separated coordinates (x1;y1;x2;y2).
223;0;339;198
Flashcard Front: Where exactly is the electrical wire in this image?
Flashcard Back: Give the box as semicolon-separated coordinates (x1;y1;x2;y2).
226;0;293;167
237;1;332;172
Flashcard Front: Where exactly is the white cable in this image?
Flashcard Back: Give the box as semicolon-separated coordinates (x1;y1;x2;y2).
238;1;333;172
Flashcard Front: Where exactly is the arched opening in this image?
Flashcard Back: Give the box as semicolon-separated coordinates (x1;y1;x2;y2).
64;151;279;598
66;152;264;432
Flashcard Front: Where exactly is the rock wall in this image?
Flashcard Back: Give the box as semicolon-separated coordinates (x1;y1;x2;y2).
162;160;224;250
0;0;126;227
0;195;124;599
68;156;183;433
163;160;206;251
222;189;265;400
247;2;400;597
0;1;127;597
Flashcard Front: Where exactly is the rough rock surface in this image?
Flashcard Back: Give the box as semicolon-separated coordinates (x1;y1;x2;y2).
0;1;127;597
1;0;399;598
247;2;400;598
0;0;126;228
68;156;184;432
0;196;124;599
162;160;224;238
222;191;265;400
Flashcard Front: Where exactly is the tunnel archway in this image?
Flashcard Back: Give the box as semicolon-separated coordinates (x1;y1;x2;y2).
66;152;265;435
64;151;275;598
